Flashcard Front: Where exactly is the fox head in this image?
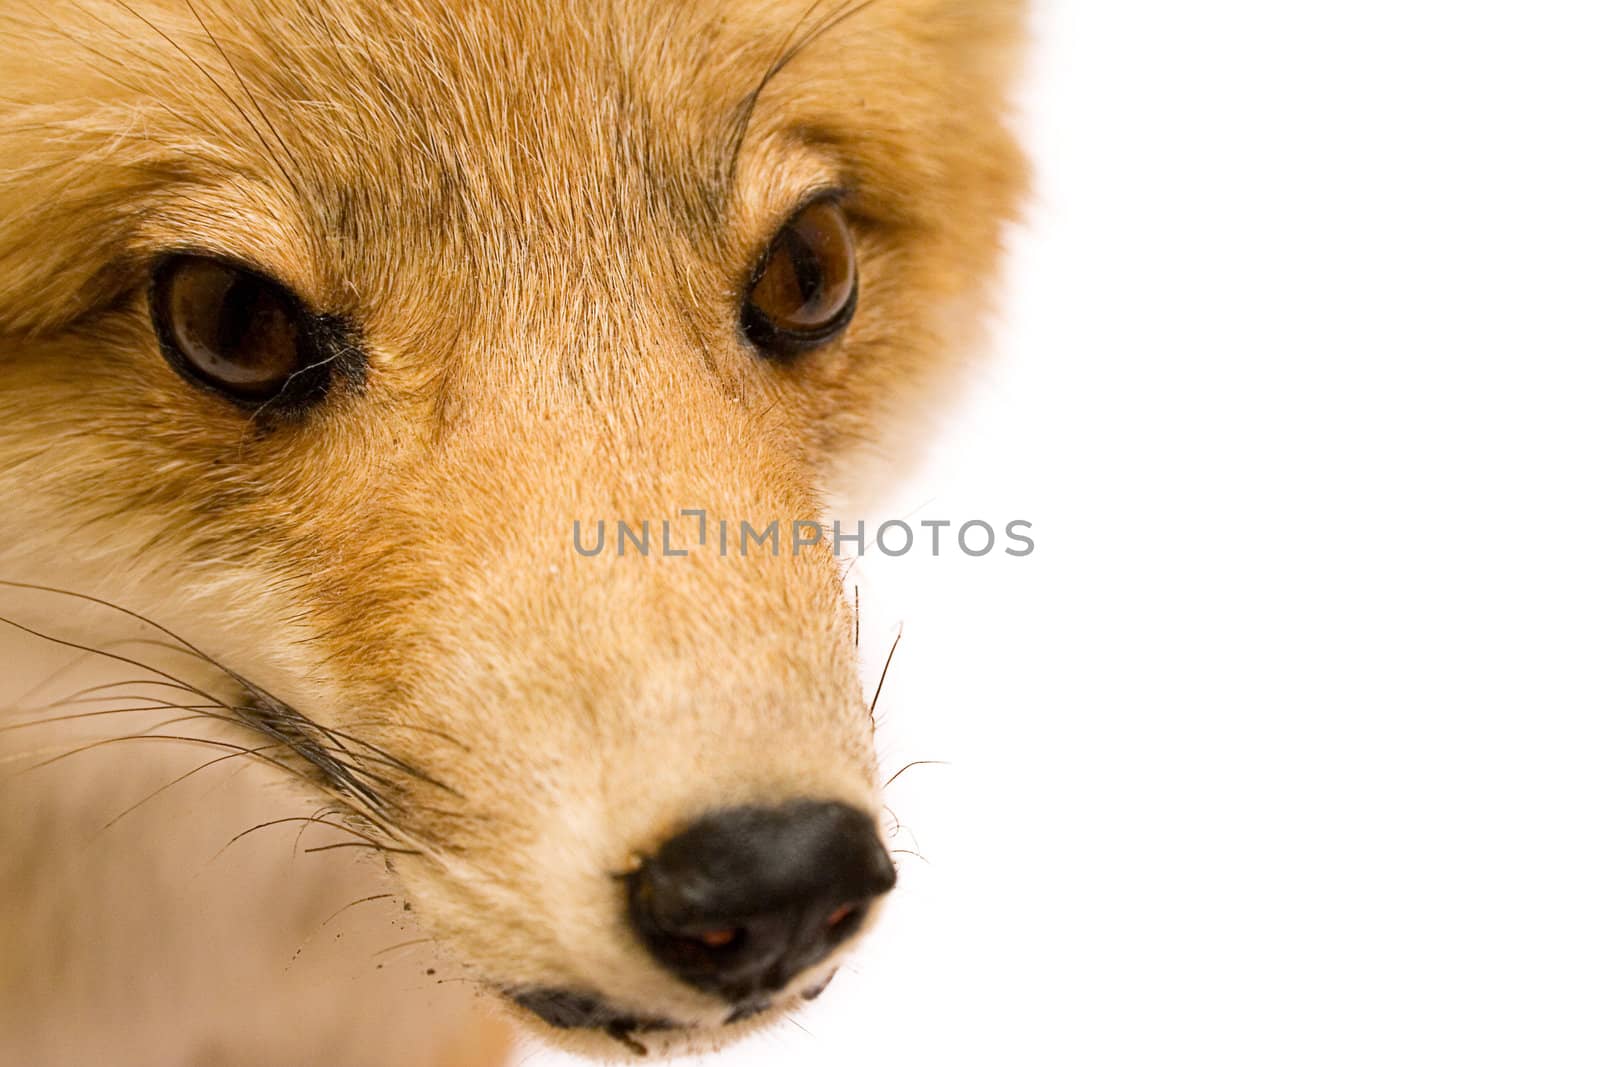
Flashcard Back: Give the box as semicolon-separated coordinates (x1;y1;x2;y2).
0;0;1024;1054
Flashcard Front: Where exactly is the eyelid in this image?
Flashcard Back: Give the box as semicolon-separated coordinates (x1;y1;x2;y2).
740;194;859;360
745;186;852;290
148;253;365;417
143;244;327;316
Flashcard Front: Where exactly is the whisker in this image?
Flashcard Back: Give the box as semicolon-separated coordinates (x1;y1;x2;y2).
0;700;228;734
14;679;229;715
293;803;352;856
727;0;825;176
100;742;292;833
22;732;310;786
0;609;227;709
0;579;267;700
107;0;306;200
5;638;187;710
883;759;948;790
276;716;459;788
319;893;395;929
215;814;395;862
184;0;306;187
726;0;884;183
372;937;434;958
285;892;401;970
302;841;421;856
0;582;454;849
868;625;903;718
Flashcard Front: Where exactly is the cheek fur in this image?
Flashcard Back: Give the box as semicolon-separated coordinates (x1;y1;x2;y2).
0;0;1025;1056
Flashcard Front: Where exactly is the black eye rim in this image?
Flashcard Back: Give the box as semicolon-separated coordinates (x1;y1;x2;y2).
148;252;364;416
739;190;859;362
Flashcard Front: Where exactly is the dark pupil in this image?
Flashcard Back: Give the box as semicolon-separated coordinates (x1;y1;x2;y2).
215;275;271;352
169;260;299;392
781;228;829;319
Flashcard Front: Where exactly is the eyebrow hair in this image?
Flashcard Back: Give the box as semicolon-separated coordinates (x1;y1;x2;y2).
722;0;883;189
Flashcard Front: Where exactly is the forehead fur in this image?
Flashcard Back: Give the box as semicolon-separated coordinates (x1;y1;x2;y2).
0;0;1027;691
1;0;1022;337
0;0;1028;1050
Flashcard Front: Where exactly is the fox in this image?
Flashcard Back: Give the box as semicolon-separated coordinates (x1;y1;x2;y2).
0;0;1026;1062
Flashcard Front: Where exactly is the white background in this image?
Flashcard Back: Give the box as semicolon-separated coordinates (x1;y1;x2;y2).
524;2;1600;1064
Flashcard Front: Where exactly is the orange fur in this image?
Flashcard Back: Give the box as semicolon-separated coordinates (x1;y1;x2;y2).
0;0;1025;1060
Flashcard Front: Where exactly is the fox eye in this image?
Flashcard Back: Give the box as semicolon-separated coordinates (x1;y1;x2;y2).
151;255;324;406
741;197;858;359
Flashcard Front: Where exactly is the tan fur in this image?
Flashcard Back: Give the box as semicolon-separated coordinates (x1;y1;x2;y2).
0;0;1025;1060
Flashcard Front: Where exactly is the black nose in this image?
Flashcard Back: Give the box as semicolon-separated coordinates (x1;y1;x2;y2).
625;800;895;1002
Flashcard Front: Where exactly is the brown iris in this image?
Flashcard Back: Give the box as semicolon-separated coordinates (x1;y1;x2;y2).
741;197;858;359
151;255;315;403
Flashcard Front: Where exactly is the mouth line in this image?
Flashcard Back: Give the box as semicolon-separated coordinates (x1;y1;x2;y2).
504;975;836;1055
505;987;682;1056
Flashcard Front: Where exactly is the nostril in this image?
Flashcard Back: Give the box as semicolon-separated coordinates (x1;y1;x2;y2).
821;901;868;946
656;924;747;968
626;800;894;1001
694;927;741;949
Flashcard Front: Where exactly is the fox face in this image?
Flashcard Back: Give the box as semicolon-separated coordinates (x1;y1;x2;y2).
0;0;1024;1056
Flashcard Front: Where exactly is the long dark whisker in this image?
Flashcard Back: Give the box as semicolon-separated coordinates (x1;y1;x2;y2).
215;814;396;861
13;680;229;714
265;712;460;788
100;742;294;833
107;0;307;201
11;730;405;837
184;0;306;188
6;639;195;710
230;694;426;815
868;625;903;719
726;0;824;177
726;0;884;183
0;609;228;708
138;713;248;735
0;582;455;843
0;582;370;767
372;937;434;958
0;579;285;711
320;893;395;928
0;700;229;734
293;803;351;856
23;732;312;783
883;759;948;790
302;841;421;856
286;892;400;971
